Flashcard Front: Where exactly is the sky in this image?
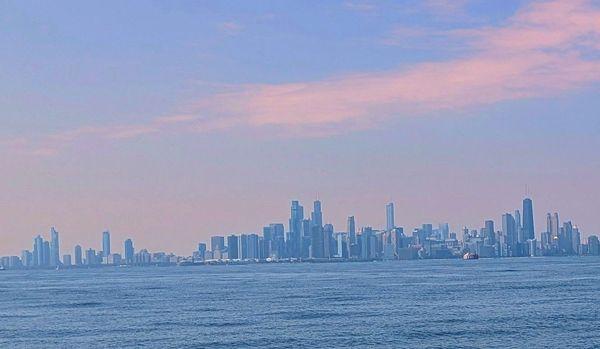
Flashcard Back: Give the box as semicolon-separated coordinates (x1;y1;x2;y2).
1;0;600;256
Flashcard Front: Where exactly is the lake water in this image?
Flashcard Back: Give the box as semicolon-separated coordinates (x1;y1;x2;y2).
1;257;599;348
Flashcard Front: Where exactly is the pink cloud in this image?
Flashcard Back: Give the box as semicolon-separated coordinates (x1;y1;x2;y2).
199;0;600;131
4;0;600;156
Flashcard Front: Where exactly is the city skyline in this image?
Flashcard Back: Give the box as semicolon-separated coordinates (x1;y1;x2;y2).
3;195;598;266
2;0;600;256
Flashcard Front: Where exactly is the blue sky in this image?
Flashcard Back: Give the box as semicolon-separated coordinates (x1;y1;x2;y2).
1;0;599;254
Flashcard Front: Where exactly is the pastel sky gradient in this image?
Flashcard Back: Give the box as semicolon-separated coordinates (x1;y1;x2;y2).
1;0;600;255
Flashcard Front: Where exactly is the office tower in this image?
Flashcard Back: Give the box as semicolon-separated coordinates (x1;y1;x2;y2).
289;200;304;258
386;203;395;231
102;231;111;257
197;243;207;260
588;236;600;255
227;234;239;260
262;226;273;258
514;209;524;243
85;248;96;265
559;221;575;255
42;241;50;266
310;225;324;258
311;200;323;228
323;223;334;258
439;223;449;241
240;234;249;260
560;221;574;254
484;220;495;245
33;235;44;267
551;213;560;239
21;250;32;267
572;226;581;255
247;234;259;259
74;245;83;266
347;216;356;245
123;239;134;264
50;227;60;267
360;227;374;260
422;224;433;237
270;223;286;258
502;213;518;256
211;236;225;252
522;198;535;240
63;254;72;266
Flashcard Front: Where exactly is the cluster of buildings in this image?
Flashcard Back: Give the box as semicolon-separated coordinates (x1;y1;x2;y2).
1;197;599;270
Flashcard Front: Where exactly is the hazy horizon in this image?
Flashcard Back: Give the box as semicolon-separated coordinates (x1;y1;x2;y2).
2;0;600;255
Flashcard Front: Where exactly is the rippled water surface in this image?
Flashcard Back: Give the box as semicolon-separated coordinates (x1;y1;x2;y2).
1;257;599;348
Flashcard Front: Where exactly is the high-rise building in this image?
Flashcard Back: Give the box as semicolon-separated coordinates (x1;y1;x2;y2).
572;226;581;255
560;221;574;254
85;248;97;265
247;234;259;259
21;250;32;267
347;216;356;245
522;198;535;241
42;241;50;266
386;203;395;231
289;200;304;258
239;234;249;260
310;225;324;258
33;235;44;267
102;231;111;257
311;200;323;228
360;227;374;260
63;254;72;266
323;223;334;258
588;235;600;255
124;239;134;264
484;220;495;245
227;234;239;260
439;223;449;241
211;236;225;253
74;245;83;266
502;213;518;256
197;243;207;260
551;213;560;239
50;227;60;267
514;210;523;243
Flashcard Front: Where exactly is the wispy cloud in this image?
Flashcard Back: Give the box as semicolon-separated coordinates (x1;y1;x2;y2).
3;0;600;156
198;0;600;130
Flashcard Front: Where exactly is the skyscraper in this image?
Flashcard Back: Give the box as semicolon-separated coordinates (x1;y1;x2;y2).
42;241;50;266
50;227;60;267
502;213;518;257
124;239;134;264
33;235;44;267
347;216;356;245
74;245;83;266
227;234;239;260
311;200;323;228
102;231;111;257
386;202;395;231
439;223;449;241
515;209;523;243
289;200;304;258
211;236;225;252
484;220;495;245
522;198;535;241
